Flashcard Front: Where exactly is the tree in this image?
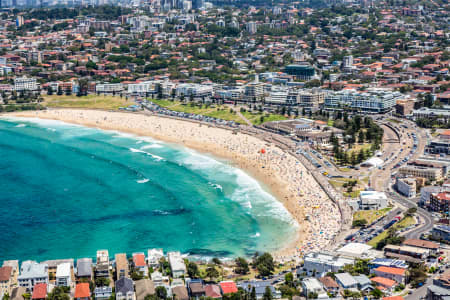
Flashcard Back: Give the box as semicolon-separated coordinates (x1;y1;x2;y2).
212;258;222;265
352;219;367;227
250;287;256;300
187;261;199;278
95;277;110;287
253;253;275;277
284;272;294;286
235;257;249;275
409;263;427;288
262;287;273;300
155;286;167;300
370;288;383;299
206;266;219;281
47;86;53;95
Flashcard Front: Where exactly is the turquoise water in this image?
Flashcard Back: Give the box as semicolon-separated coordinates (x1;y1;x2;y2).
0;117;297;262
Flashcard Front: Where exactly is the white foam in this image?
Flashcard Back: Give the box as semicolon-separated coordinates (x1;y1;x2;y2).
137;178;150;183
251;232;260;238
141;144;163;149
129;148;164;161
15;124;26;127
208;182;223;191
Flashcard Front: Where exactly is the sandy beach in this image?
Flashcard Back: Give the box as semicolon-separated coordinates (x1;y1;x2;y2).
9;109;341;260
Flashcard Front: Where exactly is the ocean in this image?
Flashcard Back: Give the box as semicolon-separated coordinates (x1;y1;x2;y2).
0;117;297;262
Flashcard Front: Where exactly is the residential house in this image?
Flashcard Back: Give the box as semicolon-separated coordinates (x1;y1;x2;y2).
116;277;135;300
76;258;92;281
75;283;91;300
353;275;374;292
427;285;450;300
94;286;113;300
433;269;450;289
31;283;47;300
301;278;327;298
167;252;186;278
115;254;129;281
373;267;406;284
172;286;189;300
402;239;440;255
56;263;71;287
371;277;397;292
147;249;164;269
220;281;238;294
369;258;408;271
318;276;339;295
3;261;19;286
334;273;358;290
205;285;221;298
135;279;155;300
151;271;165;286
96;250;110;278
133;253;148;277
189;280;205;298
239;281;281;299
10;286;27;300
41;259;73;280
0;266;12;297
18;261;48;292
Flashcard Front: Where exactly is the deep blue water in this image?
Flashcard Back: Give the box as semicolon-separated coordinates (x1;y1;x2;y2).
0;117;297;262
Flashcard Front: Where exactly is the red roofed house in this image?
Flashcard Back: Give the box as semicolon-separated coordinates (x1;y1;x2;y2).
133;253;148;277
220;281;238;294
371;277;397;291
0;266;13;296
32;283;47;300
374;267;406;284
383;296;404;300
205;284;222;298
75;283;91;300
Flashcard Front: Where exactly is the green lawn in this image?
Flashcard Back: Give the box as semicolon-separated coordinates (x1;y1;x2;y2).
387;118;402;124
343;190;361;198
149;99;287;125
353;207;392;224
241;111;288;125
44;94;131;110
368;216;416;247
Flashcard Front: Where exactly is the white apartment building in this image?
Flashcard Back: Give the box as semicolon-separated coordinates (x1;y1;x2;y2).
96;83;124;93
55;263;71;287
14;76;38;91
18;261;48;291
302;252;354;277
324;89;402;113
147;249;164;268
167;252;186;278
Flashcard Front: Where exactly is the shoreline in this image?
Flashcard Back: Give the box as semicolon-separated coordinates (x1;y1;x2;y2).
6;109;341;261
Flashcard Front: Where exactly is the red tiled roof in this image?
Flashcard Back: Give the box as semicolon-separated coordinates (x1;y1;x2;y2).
32;283;47;299
220;281;238;294
375;266;406;276
75;283;91;298
205;285;221;298
383;296;404;300
0;266;12;281
133;253;146;267
371;277;396;288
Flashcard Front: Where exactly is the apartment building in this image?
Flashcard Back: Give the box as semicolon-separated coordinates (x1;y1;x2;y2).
429;192;450;212
302;252;354;277
18;261;48;292
55;263;71;287
324;89;401;113
398;166;443;181
14;76;38;91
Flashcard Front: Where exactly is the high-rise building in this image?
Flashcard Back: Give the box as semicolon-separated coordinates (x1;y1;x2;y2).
247;21;257;34
16;16;24;27
343;55;354;68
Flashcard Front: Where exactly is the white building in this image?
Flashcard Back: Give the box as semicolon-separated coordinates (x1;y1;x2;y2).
336;243;374;259
147;249;164;268
302;252;354;278
343;55;354;68
359;191;388;210
96;83;124;93
301;278;328;298
18;261;48;292
396;177;417;198
128;81;158;95
324;89;402;113
55;263;71;287
247;21;257;34
96;250;109;278
14;77;38;91
167;252;186;278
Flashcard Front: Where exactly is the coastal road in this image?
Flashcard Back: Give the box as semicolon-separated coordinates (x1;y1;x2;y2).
405;277;433;300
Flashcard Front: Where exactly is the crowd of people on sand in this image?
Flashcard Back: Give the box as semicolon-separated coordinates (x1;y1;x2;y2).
14;109;342;260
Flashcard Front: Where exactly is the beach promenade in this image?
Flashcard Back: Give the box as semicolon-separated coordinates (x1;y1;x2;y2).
11;109;342;260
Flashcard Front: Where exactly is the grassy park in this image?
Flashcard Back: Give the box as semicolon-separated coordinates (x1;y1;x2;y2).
43;94;131;110
353;207;392;224
367;216;416;248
